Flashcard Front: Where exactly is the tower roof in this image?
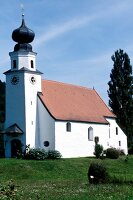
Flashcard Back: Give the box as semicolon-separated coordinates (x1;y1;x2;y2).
12;14;35;44
12;14;35;51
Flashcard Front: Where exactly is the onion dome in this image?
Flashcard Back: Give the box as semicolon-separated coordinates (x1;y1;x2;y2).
12;14;35;51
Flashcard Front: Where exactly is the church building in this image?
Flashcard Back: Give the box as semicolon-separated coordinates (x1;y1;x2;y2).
3;15;127;158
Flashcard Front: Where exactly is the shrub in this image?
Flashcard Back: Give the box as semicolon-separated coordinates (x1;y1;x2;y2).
88;161;108;184
106;148;119;159
23;148;62;160
117;149;125;156
24;148;47;160
94;144;103;158
47;150;62;159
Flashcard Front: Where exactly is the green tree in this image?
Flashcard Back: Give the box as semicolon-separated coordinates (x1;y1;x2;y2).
0;80;5;126
108;49;133;144
0;80;5;157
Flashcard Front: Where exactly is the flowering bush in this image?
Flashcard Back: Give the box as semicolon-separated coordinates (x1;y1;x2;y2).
0;180;18;199
24;148;47;160
23;148;62;160
47;150;62;159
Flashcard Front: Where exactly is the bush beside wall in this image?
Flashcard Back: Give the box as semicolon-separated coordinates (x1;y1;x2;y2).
23;148;62;160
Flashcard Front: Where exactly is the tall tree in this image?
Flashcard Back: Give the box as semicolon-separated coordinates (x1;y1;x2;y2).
0;80;5;157
108;49;133;144
0;80;5;126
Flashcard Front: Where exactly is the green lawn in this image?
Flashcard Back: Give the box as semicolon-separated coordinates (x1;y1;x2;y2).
0;156;133;199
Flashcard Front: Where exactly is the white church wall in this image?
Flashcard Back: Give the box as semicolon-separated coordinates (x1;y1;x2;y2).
55;119;127;158
36;97;55;151
24;73;42;148
55;121;110;158
106;118;128;154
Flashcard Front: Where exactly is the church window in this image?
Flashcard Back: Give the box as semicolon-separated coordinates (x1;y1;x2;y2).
88;127;93;141
44;141;50;147
31;101;32;105
31;60;34;68
119;141;121;146
13;60;17;69
31;121;33;125
116;127;118;135
66;122;71;132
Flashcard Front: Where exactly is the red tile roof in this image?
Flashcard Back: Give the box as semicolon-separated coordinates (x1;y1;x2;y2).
39;80;115;124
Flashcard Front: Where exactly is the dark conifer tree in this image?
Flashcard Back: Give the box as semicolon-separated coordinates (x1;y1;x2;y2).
0;80;5;125
108;49;133;144
0;80;5;157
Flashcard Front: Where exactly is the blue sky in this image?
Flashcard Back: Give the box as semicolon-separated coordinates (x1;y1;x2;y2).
0;0;133;104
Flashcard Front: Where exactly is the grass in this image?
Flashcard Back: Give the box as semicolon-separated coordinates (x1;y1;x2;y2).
0;156;133;199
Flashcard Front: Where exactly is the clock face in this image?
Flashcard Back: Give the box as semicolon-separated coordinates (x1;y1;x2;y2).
30;76;36;84
11;76;19;85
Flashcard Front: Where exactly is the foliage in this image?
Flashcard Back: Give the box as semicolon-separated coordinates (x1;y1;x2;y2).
0;180;18;199
117;149;125;156
88;161;108;184
24;148;47;160
106;148;119;159
0;80;5;124
94;144;103;158
0;80;5;158
108;49;133;142
128;146;133;155
47;150;62;159
23;147;62;160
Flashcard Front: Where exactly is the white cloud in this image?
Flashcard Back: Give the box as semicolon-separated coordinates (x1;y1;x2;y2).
34;1;132;48
34;15;96;47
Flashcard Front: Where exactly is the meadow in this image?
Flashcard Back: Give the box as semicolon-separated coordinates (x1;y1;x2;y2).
0;156;133;200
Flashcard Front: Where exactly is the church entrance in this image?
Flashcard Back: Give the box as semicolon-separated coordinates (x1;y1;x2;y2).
11;139;22;158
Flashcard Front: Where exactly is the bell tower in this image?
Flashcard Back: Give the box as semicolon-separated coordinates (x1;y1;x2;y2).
10;14;37;71
4;14;42;158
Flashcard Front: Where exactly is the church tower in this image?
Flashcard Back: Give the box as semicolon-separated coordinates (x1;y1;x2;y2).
4;14;42;157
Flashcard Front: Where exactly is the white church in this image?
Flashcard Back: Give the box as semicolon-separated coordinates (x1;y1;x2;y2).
3;15;127;158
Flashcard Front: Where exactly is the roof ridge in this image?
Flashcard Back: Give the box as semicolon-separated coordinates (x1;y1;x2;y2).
93;89;116;117
42;79;93;91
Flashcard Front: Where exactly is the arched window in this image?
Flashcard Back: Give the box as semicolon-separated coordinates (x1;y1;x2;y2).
66;122;71;132
88;127;93;141
31;60;34;68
